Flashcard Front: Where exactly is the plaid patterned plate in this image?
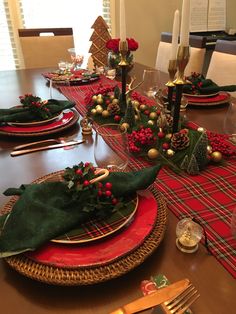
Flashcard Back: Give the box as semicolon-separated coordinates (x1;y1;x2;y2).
51;194;138;244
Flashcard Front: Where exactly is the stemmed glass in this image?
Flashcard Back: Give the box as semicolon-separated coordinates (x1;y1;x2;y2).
223;102;236;143
142;69;160;98
94;124;129;171
68;48;84;71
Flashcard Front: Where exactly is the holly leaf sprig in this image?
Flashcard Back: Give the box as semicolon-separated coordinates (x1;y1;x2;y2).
62;162;124;219
19;93;52;120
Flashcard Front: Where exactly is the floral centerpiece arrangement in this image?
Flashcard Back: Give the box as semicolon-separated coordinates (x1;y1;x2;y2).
85;85;236;175
106;38;139;75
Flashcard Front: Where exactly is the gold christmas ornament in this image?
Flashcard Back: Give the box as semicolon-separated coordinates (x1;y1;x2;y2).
166;149;175;157
91;108;97;115
165;133;173;140
197;127;205;133
112;98;119;105
121;122;130;131
207;145;213;154
102;110;110;118
147;148;159;159
211;151;223;162
96;97;104;105
92;95;97;101
147;120;155;126
95;105;103;114
149;112;158;120
139;104;147;111
135;115;139;121
132;100;140;107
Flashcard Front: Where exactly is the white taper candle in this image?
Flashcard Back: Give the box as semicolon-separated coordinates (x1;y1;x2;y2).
170;10;180;60
180;0;190;46
120;0;126;42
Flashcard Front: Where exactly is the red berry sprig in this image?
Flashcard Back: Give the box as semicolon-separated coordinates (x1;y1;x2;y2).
207;131;236;157
128;127;156;153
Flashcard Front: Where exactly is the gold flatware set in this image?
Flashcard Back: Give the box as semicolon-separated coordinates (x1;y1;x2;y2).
11;138;86;157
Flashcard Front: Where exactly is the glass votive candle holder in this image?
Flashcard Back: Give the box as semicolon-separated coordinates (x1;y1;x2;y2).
176;218;203;253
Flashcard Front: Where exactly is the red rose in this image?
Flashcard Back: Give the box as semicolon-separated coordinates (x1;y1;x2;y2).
106;39;120;53
127;38;139;51
106;38;139;53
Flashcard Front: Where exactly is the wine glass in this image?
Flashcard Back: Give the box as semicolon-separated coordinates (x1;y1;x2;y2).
68;48;84;71
142;69;160;98
94;124;129;171
223;102;236;143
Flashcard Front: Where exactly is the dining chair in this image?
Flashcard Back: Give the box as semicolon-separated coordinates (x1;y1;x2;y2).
155;32;207;76
18;28;75;69
206;40;236;97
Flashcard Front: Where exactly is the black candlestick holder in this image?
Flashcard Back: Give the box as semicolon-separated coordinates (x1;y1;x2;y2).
118;40;129;114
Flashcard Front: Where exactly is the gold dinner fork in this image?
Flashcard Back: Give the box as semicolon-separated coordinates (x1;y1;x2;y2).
160;283;200;314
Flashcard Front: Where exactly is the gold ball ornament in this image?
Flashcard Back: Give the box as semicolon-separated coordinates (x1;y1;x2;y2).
147;120;154;126
207;145;213;154
211;151;223;162
95;105;103;114
91;108;97;115
112;98;119;105
197;127;205;133
121;122;130;131
92;95;97;101
147;148;159;159
140;104;147;111
166;149;175;157
149;112;158;120
132;100;140;107
165;133;173;140
96;97;104;105
102;110;110;118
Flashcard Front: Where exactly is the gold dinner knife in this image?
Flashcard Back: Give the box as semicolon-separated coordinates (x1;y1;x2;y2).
109;278;190;314
11;139;85;157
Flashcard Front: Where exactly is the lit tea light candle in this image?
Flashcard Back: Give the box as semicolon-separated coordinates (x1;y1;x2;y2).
120;0;126;42
180;0;190;46
170;9;180;60
176;218;203;253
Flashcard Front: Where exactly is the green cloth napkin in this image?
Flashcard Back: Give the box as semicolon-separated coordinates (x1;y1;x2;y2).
183;74;236;95
0;164;161;258
0;99;75;125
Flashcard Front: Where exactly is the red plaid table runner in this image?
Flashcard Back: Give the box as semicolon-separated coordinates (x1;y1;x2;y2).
59;77;236;278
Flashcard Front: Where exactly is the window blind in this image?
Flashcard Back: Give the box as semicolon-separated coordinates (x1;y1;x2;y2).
0;0;19;70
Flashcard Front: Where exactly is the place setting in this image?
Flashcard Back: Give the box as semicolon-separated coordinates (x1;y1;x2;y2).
0;93;80;137
0;160;167;285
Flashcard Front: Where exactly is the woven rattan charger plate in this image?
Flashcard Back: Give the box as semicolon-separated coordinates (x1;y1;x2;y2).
2;170;167;286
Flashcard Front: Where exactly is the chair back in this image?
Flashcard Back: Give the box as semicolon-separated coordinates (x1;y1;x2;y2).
155;32;206;76
206;40;236;96
19;28;74;69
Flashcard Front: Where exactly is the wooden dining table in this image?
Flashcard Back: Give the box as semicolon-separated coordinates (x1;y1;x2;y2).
0;64;235;314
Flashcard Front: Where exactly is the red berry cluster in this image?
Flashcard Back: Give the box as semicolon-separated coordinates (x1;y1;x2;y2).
75;162;95;187
97;181;118;205
131;91;155;107
128;127;156;153
207;131;236;157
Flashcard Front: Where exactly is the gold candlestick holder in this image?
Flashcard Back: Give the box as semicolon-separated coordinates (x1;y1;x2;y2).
165;59;177;112
119;40;129;67
174;45;190;85
172;45;190;133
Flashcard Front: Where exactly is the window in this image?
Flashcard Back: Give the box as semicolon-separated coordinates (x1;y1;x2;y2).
0;0;18;70
0;0;113;70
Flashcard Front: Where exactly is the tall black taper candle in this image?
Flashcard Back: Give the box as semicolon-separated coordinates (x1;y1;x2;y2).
172;83;183;133
119;40;129;113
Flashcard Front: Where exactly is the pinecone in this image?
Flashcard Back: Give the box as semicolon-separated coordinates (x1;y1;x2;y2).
107;102;120;115
171;132;190;150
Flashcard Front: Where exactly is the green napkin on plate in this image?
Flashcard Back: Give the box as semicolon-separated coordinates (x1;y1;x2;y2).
0;163;161;258
183;73;236;95
0;94;75;125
